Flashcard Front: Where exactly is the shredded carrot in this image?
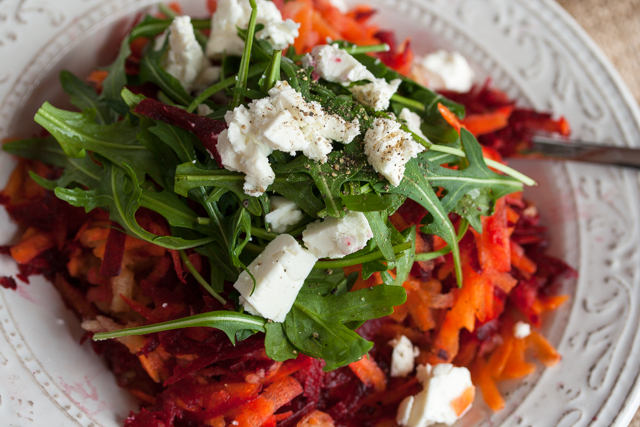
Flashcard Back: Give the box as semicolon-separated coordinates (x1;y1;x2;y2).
87;70;109;90
297;410;335;426
231;377;303;427
470;358;505;412
510;241;536;279
497;337;536;380
349;354;387;392
10;228;55;264
486;338;513;379
461;106;513;136
438;103;464;134
527;330;562;366
450;385;475;416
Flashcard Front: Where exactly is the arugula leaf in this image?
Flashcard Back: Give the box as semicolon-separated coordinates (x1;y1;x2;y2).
55;159;214;250
363;210;396;262
148;121;199;164
284;269;406;371
2;136;69;167
453;187;492;232
226;207;252;271
100;38;131;107
129;15;211;41
378;159;463;287
341;193;393;212
393;226;416;286
174;162;262;216
138;40;193;106
351;52;464;119
139;188;201;230
421;129;522;216
268;174;324;217
60;71;115;125
34;103;164;185
93;311;266;345
278;151;368;218
264;322;298;362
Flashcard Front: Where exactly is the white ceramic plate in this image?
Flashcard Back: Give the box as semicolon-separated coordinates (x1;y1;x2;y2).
1;0;639;426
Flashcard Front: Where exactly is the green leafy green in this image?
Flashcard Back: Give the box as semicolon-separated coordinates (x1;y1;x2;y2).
93;311;265;344
284;269;406;371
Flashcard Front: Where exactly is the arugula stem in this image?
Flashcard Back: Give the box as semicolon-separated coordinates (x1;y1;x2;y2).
231;0;258;109
391;94;426;111
187;63;267;113
375;110;536;186
414;218;469;262
158;3;177;19
179;250;227;304
261;50;282;93
314;242;412;269
250;226;279;240
93;311;266;341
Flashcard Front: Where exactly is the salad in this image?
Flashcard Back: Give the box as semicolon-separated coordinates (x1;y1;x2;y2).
0;0;575;426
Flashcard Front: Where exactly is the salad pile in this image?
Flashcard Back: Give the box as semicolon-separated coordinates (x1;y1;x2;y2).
0;0;575;426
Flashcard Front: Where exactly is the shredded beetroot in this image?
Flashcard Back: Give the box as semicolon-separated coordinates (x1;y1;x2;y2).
441;80;571;157
100;226;127;277
134;99;227;167
374;31;414;76
0;276;17;290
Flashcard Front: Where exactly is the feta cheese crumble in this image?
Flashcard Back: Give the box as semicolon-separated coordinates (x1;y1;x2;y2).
399;108;428;141
206;0;300;58
265;196;304;233
304;44;401;111
302;211;373;259
351;78;402;111
397;364;475;427
413;50;475;93
303;44;376;83
363;117;425;186
162;16;210;92
389;335;420;378
217;80;360;196
234;234;318;322
514;321;532;339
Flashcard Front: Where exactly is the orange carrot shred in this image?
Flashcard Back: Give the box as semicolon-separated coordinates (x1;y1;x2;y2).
438;103;464;133
349;355;387;392
527;330;562;366
450;386;476;416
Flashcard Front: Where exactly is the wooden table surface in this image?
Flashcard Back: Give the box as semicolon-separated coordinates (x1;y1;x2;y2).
555;0;640;425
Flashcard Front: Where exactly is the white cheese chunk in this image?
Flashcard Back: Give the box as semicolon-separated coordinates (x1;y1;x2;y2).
304;44;376;83
351;78;402;111
217;105;275;196
163;16;209;92
363;117;425;186
193;65;222;91
234;234;318;322
390;335;420;378
218;81;360;196
399;108;428;141
206;0;299;58
397;396;414;427
514;321;531;339
197;104;214;116
265;196;304;233
397;364;475;427
302;211;373;259
416;50;475;93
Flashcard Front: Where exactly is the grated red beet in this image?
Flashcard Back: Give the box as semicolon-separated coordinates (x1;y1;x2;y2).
134;99;227;167
0;276;17;290
100;225;127;277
